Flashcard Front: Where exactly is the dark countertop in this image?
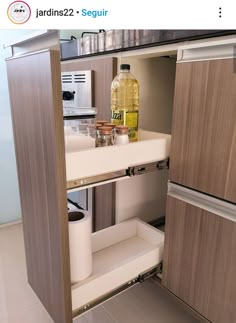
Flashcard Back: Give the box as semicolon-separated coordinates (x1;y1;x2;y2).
61;30;236;61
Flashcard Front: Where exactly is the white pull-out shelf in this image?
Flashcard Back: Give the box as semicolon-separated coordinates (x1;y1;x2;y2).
66;130;171;189
71;218;164;315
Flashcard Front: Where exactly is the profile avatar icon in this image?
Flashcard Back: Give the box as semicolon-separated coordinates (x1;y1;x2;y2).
7;1;31;24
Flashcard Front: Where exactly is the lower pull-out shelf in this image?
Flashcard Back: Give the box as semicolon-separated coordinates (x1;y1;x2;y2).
72;218;164;316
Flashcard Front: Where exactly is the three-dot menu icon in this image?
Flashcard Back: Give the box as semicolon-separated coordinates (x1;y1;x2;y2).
219;7;222;18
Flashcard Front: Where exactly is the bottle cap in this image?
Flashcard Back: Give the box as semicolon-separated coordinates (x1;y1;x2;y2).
116;125;129;135
120;64;130;70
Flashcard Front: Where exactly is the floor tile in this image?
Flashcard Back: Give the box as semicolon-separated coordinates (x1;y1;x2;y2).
74;305;117;323
86;306;117;323
103;279;202;323
0;224;53;322
5;306;53;323
73;313;88;323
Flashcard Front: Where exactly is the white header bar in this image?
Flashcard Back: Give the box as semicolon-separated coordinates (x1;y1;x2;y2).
0;0;236;29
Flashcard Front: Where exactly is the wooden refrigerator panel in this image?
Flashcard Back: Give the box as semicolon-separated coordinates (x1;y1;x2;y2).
62;57;117;230
7;50;72;323
169;59;236;203
162;196;236;323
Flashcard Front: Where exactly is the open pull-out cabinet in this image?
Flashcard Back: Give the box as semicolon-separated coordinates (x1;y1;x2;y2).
6;30;171;322
6;30;236;323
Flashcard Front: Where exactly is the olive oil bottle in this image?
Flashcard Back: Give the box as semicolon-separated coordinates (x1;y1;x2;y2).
111;64;139;142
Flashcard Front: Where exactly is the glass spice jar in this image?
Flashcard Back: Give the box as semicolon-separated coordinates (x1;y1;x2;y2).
96;124;103;147
87;124;96;139
103;123;116;142
99;126;114;146
114;125;129;145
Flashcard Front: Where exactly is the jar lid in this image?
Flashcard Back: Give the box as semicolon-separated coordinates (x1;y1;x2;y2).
116;125;129;135
96;120;108;125
99;126;113;135
103;123;116;129
96;123;103;129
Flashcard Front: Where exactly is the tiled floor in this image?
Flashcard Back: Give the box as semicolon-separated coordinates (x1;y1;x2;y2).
75;280;204;323
0;224;53;323
0;224;204;323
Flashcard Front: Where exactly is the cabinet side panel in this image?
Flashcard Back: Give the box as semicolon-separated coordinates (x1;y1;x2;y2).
162;196;236;323
169;59;236;203
6;51;72;323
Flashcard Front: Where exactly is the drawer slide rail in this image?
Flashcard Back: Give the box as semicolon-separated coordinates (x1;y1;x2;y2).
68;158;169;190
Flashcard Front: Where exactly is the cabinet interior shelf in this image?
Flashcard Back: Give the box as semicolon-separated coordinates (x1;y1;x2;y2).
66;130;171;189
71;218;164;315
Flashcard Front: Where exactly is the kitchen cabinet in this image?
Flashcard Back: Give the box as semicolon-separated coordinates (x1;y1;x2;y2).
162;186;236;323
169;57;236;203
5;31;171;323
5;30;236;323
163;38;236;323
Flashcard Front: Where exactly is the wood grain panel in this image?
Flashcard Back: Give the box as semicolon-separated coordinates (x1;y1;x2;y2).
7;50;72;323
61;57;117;120
93;183;116;231
61;57;117;230
169;59;236;203
162;196;236;323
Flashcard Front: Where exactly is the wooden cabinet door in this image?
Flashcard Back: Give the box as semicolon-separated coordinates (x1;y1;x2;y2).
169;58;236;203
162;195;236;323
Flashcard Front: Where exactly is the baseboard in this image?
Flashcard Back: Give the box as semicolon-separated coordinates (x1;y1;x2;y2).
0;219;22;229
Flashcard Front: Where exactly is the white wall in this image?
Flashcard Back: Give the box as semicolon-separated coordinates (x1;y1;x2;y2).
116;57;176;223
0;30;34;225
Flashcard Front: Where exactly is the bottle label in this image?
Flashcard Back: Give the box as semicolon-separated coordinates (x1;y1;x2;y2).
111;110;139;141
111;110;123;125
125;111;138;129
129;130;138;141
